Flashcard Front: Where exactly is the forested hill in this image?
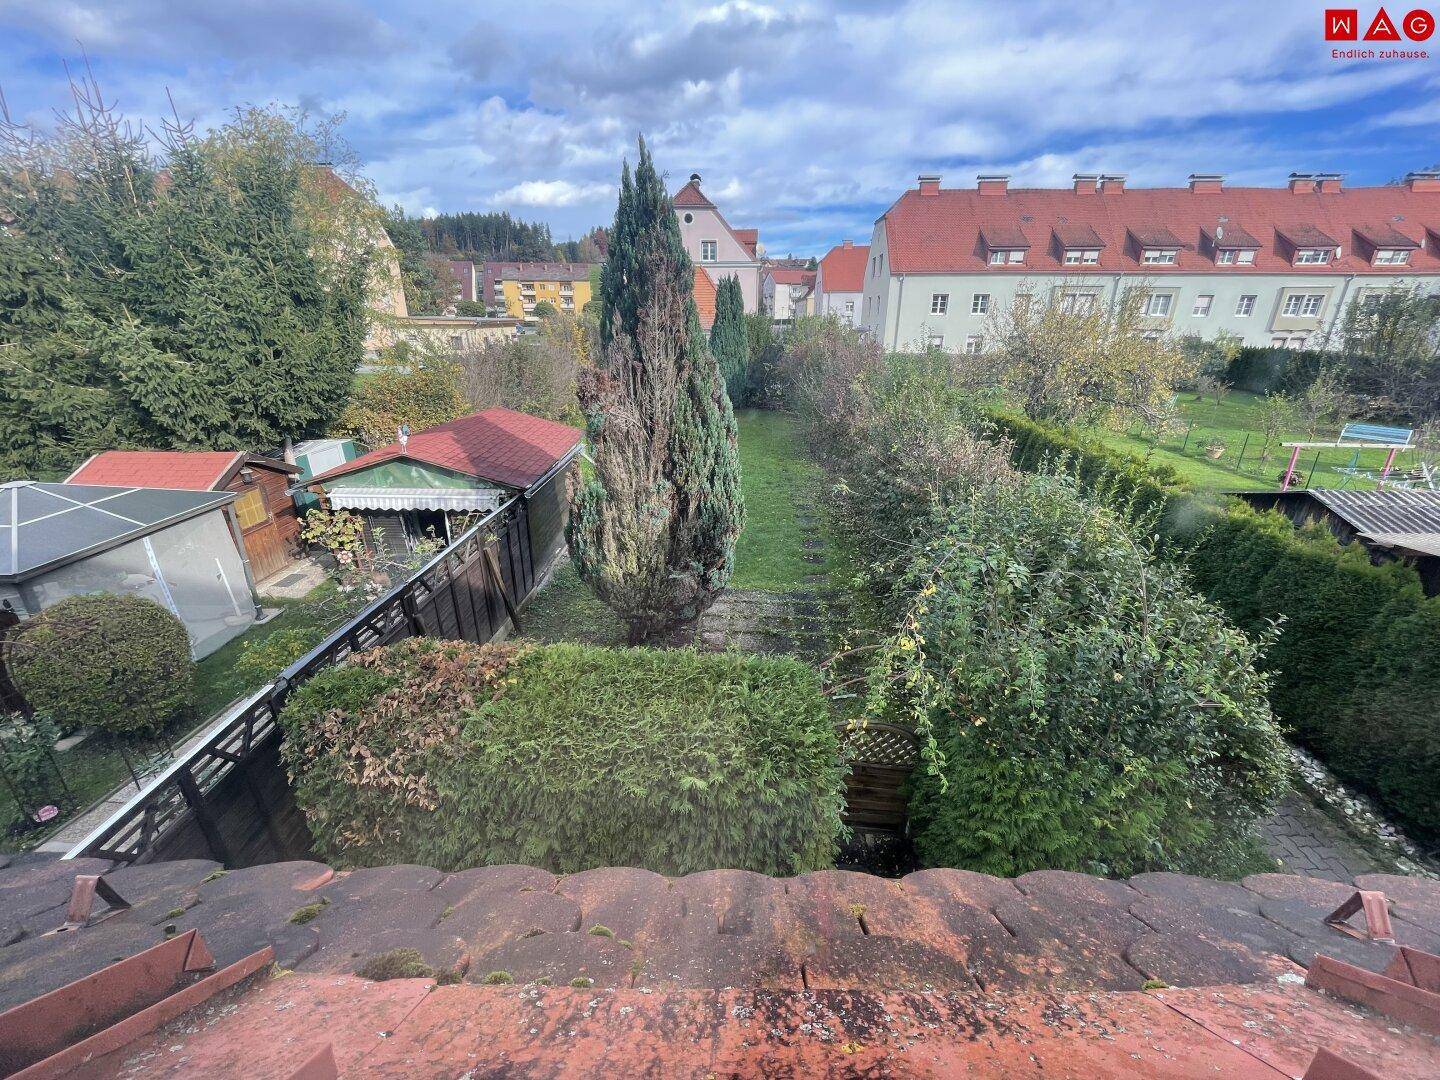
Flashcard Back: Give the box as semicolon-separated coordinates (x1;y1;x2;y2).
418;212;604;263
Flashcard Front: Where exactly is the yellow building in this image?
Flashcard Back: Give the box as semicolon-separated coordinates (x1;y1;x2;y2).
482;261;598;322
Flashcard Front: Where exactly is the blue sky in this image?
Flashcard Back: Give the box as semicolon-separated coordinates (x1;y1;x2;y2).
1;1;1436;257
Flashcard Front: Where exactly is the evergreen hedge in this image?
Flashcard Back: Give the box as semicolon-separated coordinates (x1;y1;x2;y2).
989;411;1440;846
5;594;195;735
280;638;845;874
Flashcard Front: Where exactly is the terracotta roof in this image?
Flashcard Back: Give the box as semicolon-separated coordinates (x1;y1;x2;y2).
767;267;815;286
1354;222;1421;250
309;408;582;491
66;451;295;491
818;242;869;294
481;261;596;283
980;224;1030;250
880;182;1440;274
1201;223;1262;250
672;177;715;209
1128;224;1184;249
732;228;759;257
5;856;1440;1076
1052;223;1106;249
692;267;717;329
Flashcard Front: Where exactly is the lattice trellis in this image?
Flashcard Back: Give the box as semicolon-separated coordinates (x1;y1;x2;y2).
838;721;920;768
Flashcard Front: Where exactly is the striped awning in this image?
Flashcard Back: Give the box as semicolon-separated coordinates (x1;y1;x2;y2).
325;487;505;512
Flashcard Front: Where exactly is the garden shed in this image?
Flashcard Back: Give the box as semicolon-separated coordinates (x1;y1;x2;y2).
0;481;260;658
1236;488;1440;596
67;451;303;582
306;408;583;568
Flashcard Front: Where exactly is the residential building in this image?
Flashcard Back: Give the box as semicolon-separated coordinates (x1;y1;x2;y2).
446;259;478;304
369;314;520;355
673;173;763;313
860;171;1440;353
67;451;303;582
481;261;597;322
815;239;869;325
762;267;816;321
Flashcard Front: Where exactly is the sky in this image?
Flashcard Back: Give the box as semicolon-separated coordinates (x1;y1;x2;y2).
1;0;1436;257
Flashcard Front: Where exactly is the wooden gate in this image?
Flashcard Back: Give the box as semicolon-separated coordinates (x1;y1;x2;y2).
838;721;921;831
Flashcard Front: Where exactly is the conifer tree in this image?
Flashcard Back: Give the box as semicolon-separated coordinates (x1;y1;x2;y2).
709;275;748;406
568;138;744;643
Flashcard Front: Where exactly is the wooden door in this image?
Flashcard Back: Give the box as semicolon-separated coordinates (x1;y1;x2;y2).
233;487;287;580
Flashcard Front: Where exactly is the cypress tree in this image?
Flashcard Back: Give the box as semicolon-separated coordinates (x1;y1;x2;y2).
568;138;745;643
709;275;748;406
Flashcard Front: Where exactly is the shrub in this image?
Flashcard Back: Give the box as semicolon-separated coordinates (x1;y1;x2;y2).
232;625;328;686
882;476;1288;878
6;594;194;735
279;637;845;874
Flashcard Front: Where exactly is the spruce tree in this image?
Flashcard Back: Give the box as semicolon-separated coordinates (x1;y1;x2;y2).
568;138;744;643
709;275;749;406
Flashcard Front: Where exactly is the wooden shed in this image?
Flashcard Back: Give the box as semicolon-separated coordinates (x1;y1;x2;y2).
67;451;303;582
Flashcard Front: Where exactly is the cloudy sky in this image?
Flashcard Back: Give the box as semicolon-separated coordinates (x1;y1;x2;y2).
1;1;1435;256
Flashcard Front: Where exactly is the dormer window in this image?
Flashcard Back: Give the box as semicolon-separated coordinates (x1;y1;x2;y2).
1295;248;1331;265
1063;249;1100;265
1373;249;1411;266
1216;248;1256;265
980;226;1030;268
1141;248;1178;265
988;248;1025;266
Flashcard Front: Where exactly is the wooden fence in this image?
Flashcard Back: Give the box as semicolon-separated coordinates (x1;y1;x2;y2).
65;495;541;867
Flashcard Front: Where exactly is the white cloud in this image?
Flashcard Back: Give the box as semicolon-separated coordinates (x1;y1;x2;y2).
490;179;614;208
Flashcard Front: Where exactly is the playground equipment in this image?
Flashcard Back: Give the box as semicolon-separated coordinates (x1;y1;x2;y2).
1280;422;1413;492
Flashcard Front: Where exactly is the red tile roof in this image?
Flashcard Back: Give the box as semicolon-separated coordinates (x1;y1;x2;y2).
672;177;714;209
767;267;815;286
818;241;869;293
881;182;1440;274
693;267;717;329
309;408;582;490
732;228;759;258
66;451;295;491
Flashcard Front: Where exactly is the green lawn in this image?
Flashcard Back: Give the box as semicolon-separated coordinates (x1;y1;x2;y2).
731;409;829;590
1087;390;1405;492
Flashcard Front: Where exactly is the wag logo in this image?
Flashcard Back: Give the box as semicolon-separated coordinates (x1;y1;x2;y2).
1325;7;1434;40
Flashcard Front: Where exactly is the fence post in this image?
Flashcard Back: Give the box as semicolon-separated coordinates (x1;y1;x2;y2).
400;588;426;639
1235;433;1250;471
1304;450;1322;489
1180;420;1195;454
175;765;236;868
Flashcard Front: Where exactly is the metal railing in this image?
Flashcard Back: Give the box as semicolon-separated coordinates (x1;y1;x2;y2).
66;496;534;865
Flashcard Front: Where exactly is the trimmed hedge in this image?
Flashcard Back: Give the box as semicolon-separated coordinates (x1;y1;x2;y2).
280;637;846;874
5;594;194;735
989;411;1440;847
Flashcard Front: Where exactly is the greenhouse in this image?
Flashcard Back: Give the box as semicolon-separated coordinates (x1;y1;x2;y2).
0;481;261;658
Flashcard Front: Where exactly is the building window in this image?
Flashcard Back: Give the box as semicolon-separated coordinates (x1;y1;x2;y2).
1144;292;1173;317
844;300;854;316
1063;248;1100;265
1058;292;1096;314
927;333;944;349
1217;248;1237;265
234;488;268;530
683;212;694;224
964;335;983;355
700;240;718;262
1141;330;1163;341
1271;336;1288;347
988;249;1024;265
930;293;949;314
1142;248;1177;265
448;334;463;348
1373;249;1411;266
1282;293;1324;317
1235;294;1256;317
1192;294;1213;317
1295;248;1331;265
971;293;990;314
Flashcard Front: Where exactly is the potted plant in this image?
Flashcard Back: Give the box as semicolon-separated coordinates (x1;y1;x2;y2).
1203;439;1226;460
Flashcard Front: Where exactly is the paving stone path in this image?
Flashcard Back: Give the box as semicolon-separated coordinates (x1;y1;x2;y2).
1258;794;1385;884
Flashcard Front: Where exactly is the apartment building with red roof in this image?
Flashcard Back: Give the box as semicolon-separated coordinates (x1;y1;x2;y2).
762;265;817;321
815;239;870;326
673;173;764;314
860;171;1440;354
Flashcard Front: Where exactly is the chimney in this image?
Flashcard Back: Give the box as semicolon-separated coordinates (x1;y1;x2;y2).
977;174;1010;196
1188;173;1224;194
1404;171;1440;192
1099;174;1126;196
841;239;853;249
1072;173;1099;194
917;174;941;196
1288;173;1316;194
1316;173;1344;193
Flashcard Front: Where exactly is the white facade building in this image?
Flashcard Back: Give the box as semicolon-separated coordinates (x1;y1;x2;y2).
860;172;1440;353
815;240;869;326
673;173;763;314
762;267;816;321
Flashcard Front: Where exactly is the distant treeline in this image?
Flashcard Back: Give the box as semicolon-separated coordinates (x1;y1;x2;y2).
418;211;604;264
